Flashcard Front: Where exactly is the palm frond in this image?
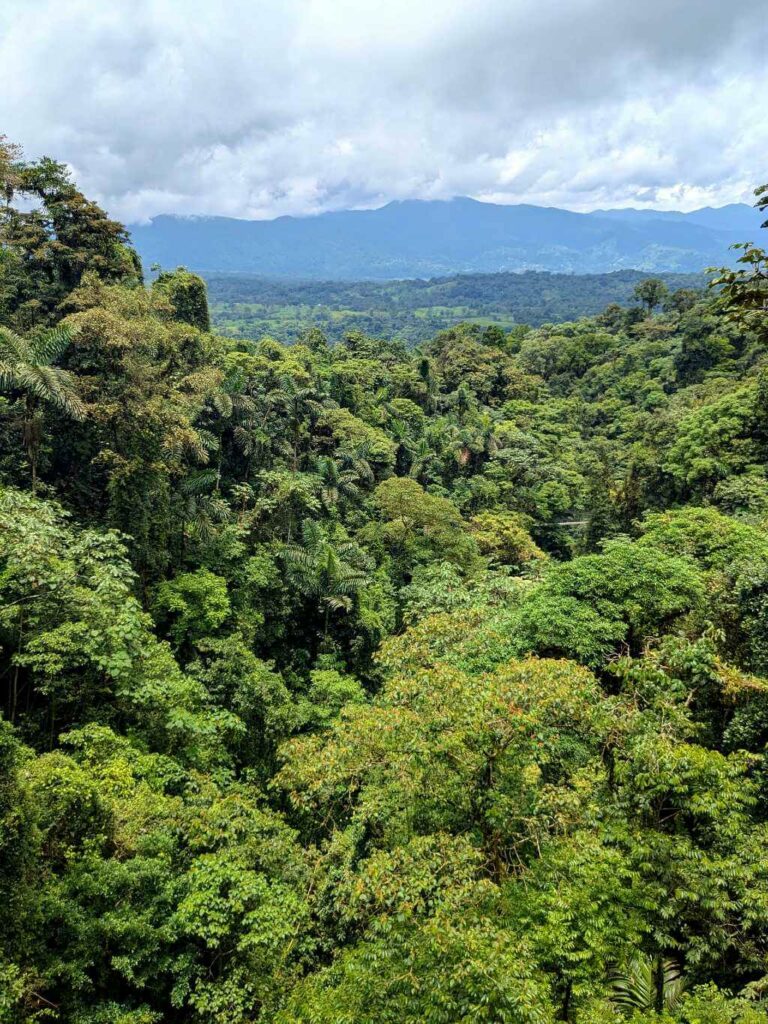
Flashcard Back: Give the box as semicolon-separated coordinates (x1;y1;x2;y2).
0;360;22;392
181;469;218;496
283;547;318;570
16;364;86;418
0;326;84;418
609;955;686;1014
0;326;31;363
211;391;234;418
30;325;72;365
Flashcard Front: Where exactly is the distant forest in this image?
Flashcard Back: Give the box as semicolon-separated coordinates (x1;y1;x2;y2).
205;269;705;344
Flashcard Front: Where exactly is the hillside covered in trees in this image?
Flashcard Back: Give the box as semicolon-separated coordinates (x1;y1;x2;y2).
129;198;764;278
2;141;768;1024
206;268;704;345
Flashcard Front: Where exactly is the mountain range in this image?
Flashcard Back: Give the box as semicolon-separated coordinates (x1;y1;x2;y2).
129;197;765;279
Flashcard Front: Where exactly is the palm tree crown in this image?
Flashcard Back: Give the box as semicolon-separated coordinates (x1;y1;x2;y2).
0;324;85;490
0;324;84;418
282;519;371;635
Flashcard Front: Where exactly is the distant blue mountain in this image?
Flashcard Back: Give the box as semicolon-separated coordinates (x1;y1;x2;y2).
129;197;764;279
594;203;763;236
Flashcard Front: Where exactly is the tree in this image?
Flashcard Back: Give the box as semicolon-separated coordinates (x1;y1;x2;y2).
663;381;760;496
467;510;545;569
0;487;236;763
54;274;221;577
317;455;361;510
707;184;767;342
758;183;768;227
633;278;670;314
269;374;325;472
664;288;701;314
363;477;479;579
638;506;768;674
513;540;705;665
152;266;211;332
0;722;39;974
153;568;231;652
282;520;371;640
278;655;611;868
318;407;396;473
0;148;141;328
0;323;85;491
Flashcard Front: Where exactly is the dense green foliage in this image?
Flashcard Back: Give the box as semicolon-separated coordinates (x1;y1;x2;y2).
206;269;704;345
2;140;768;1024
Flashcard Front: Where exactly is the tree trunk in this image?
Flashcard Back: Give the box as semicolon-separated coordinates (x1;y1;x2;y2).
24;397;39;495
10;611;23;724
561;980;572;1022
654;956;665;1014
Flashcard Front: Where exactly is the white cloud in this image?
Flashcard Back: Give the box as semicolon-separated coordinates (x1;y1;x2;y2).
0;0;765;222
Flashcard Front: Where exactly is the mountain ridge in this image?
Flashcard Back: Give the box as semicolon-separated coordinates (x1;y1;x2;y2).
129;197;763;279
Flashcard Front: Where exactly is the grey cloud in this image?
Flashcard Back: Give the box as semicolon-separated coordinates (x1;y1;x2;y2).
0;0;765;222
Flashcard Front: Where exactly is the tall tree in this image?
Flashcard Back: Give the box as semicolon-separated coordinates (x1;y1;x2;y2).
0;145;141;328
633;277;669;314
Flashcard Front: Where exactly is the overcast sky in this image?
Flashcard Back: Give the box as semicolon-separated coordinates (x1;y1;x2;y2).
1;0;766;223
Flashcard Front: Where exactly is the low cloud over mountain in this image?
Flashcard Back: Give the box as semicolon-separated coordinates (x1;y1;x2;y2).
1;0;766;223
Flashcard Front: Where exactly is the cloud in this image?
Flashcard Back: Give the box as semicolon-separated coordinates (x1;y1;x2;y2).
0;0;765;222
